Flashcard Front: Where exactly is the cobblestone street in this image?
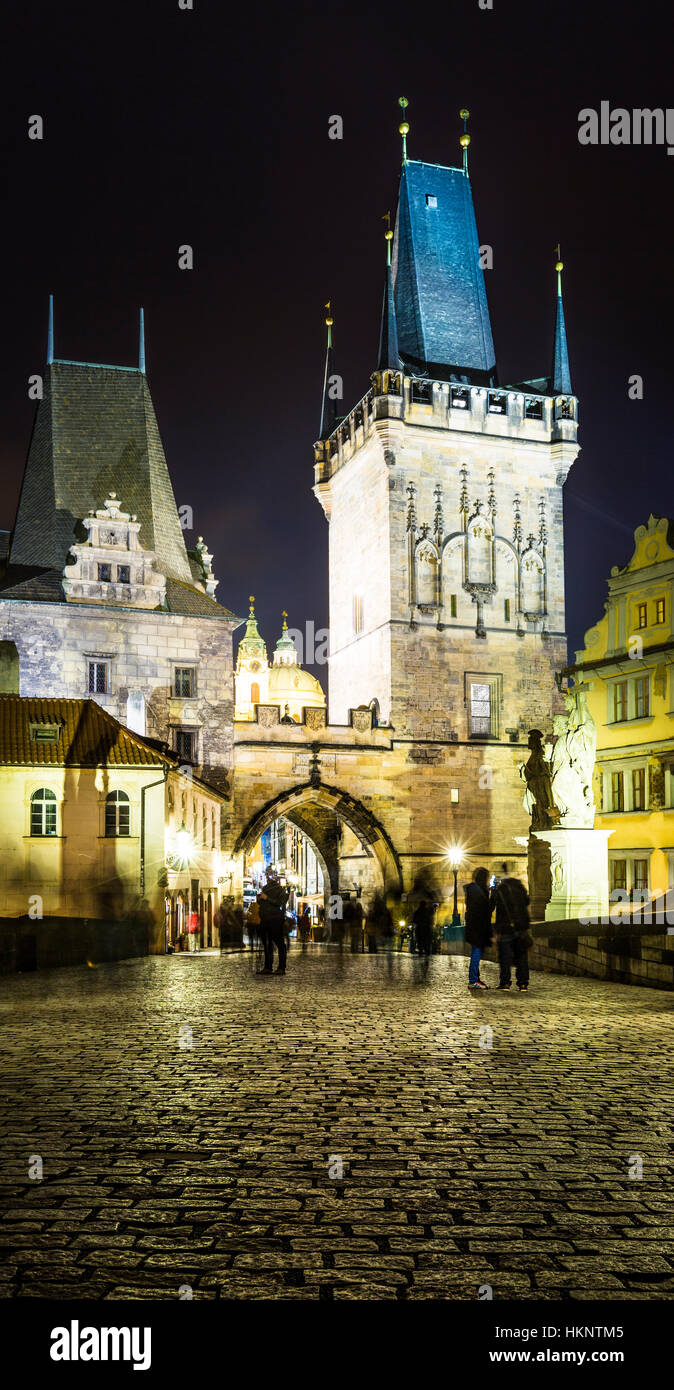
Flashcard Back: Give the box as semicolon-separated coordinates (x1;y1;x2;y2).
1;947;673;1301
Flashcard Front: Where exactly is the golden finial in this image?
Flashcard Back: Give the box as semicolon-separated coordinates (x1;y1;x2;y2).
282;609;288;629
248;594;255;614
324;300;333;348
398;96;410;162
383;210;393;265
460;108;470;173
555;246;564;293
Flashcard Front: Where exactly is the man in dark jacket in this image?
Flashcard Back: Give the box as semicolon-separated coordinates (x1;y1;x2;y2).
493;876;531;992
256;870;289;976
412;897;435;956
464;867;493;989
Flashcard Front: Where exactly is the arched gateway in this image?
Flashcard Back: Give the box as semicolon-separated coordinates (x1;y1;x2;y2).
233;781;402;905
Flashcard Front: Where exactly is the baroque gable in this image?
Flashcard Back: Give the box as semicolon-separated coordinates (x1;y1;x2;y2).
62;493;167;609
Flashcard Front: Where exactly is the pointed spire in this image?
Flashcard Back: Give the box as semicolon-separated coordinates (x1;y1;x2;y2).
237;594;268;667
139;307;146;374
377;214;400;372
47;294;54;365
459;108;470;175
551;248;573;395
319;303;338;440
398;97;410;163
274;609;298;665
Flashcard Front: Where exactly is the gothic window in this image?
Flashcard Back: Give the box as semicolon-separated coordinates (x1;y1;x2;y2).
521;549;544;616
88;660;109;694
30;788;57;837
524;397;543;420
411;380;431;404
504;598;511;622
415;540;438;607
117;565;130;584
450;594;457;618
250;681;260;705
466;517;493;587
211;811;216;850
202;809;207;846
488;392;506;415
450;387;469;410
105;790;130;837
98;563;111;583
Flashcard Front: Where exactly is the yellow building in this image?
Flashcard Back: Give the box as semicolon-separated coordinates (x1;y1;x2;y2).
569;515;674;901
0;695;226;954
235;600;326;722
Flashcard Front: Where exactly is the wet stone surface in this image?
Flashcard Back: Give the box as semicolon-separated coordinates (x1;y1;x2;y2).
0;946;673;1301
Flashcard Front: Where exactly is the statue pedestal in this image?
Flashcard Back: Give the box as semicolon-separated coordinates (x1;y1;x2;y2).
528;827;612;922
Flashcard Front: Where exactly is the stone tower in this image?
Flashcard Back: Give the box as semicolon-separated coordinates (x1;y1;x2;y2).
314;123;579;754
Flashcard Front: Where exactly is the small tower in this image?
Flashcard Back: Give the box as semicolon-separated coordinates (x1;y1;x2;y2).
234;596;270;719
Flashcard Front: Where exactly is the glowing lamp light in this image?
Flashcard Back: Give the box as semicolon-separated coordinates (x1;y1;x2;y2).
446;845;464;870
175;825;192;859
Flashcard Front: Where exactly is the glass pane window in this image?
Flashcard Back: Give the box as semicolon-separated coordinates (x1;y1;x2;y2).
610;771;624;812
632;767;646;810
88;661;108;694
611;859;627;891
655;598;665;624
175;667;195;698
613;682;627;722
633;859;648;891
176;730;195;761
636;602;647;629
105;790;130;837
117;565;130;584
98;563;111;583
635;678;649;719
470;682;491;736
30;788;57;837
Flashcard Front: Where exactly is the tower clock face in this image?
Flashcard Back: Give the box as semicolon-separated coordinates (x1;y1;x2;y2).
250;662;261;672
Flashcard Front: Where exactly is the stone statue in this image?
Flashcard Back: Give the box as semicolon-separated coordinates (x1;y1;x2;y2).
549;688;597;828
521;729;559;829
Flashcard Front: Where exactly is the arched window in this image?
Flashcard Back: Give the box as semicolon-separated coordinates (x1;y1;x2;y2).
211;811;216;850
30;788;57;837
250;681;260;705
202;809;207;846
105;790;130;837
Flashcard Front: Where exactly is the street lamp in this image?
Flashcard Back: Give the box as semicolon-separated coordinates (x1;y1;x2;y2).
446;845;464;926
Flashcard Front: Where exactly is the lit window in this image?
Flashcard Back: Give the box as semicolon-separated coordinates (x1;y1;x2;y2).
632;768;646;810
655;598;665;624
88;661;108;694
105;790;130;837
612;682;627;722
610;771;624;812
635;677;649;719
353;594;364;636
30;788;57;837
174;667;195;698
117;565;130;584
211;812;216;850
98;563;111;583
470;682;491;737
202;809;207;846
250;682;260;704
636;602;647;629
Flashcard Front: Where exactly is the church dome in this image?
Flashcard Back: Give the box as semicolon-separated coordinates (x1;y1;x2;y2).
268;665;325;701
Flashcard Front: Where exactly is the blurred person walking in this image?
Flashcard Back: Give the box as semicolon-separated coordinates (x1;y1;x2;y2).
493;876;532;992
464;867;493;989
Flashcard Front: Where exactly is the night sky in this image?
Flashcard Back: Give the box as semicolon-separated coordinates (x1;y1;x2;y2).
2;0;673;674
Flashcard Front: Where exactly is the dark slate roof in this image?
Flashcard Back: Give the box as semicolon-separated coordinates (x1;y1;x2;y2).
377;264;400;372
0;696;173;767
0;564;241;623
319;339;338;440
392;161;496;383
9;362;194;584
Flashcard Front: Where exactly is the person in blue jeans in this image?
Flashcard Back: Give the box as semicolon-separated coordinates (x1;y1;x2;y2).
464;867;493;989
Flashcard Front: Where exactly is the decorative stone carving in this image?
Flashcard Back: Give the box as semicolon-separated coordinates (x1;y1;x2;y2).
521;729;559;829
549;688;597;828
305;706;327;730
63;494;166;609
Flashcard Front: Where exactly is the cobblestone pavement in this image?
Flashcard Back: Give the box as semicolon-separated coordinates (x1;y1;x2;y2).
1;946;673;1301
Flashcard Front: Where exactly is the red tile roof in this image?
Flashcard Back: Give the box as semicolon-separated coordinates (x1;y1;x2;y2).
0;697;173;768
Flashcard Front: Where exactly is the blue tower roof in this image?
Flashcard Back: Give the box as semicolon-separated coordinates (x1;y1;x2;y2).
551;278;573;395
392;160;496;383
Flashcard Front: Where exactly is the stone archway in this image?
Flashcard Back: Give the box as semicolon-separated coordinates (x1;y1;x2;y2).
234;782;403;904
